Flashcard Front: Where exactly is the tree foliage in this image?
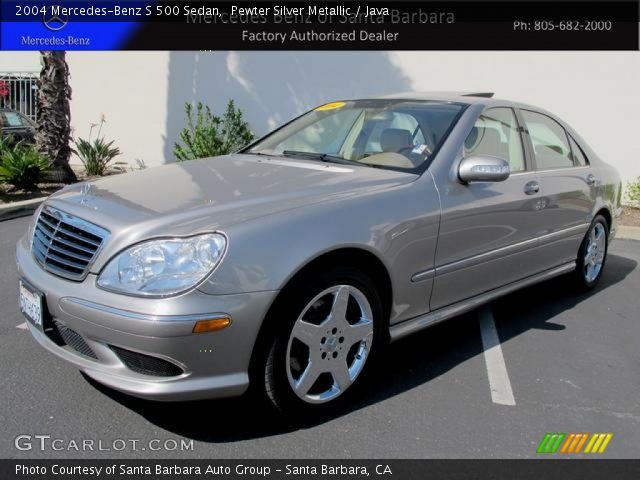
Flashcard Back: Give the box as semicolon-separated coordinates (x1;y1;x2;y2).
0;138;50;190
627;177;640;205
74;137;122;176
173;100;254;161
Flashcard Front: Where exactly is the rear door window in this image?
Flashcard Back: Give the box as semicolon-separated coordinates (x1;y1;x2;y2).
521;110;573;170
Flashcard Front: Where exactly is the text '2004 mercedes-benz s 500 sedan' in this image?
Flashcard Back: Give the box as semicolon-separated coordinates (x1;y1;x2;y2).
17;93;621;415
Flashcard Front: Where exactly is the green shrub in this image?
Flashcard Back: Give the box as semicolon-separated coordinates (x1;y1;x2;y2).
173;100;254;161
74;137;122;176
0;138;50;190
626;177;640;204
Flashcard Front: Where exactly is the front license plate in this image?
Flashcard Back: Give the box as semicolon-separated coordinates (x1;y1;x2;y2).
19;280;43;331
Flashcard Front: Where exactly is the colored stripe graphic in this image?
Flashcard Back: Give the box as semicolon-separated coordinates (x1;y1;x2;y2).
537;433;566;453
585;433;613;453
539;433;613;454
560;433;589;453
560;433;576;453
574;433;590;453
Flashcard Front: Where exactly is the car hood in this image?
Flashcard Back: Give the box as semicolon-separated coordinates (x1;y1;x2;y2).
46;154;416;241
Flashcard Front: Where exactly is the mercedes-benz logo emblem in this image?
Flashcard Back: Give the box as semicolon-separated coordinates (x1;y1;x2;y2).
42;11;69;32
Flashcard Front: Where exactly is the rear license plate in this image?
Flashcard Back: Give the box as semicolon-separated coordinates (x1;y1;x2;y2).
19;280;43;331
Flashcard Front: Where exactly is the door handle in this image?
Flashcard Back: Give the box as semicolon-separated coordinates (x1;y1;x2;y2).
586;174;599;186
523;181;540;195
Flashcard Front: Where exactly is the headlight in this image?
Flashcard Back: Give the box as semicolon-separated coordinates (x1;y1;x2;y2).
97;233;227;297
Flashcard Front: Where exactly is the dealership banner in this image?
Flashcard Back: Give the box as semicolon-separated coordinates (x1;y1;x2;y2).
4;459;640;479
0;0;638;50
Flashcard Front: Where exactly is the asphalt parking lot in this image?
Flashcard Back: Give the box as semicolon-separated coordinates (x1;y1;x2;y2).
1;216;639;459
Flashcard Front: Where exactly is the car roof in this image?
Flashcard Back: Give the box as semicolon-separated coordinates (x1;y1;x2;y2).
342;92;519;108
373;91;497;104
355;91;536;108
381;91;493;101
349;92;559;119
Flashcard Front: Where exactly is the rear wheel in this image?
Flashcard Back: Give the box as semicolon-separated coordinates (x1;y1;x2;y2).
574;215;609;290
260;268;384;417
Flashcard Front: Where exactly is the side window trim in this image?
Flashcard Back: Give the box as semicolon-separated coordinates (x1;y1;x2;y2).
513;107;535;172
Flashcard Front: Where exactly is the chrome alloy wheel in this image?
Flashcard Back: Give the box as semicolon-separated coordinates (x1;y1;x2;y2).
285;285;374;404
584;221;607;283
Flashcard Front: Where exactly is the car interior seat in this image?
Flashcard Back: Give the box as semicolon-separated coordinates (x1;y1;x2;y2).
380;128;414;153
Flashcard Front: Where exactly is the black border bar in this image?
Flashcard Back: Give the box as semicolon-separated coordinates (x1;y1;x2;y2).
1;1;638;50
4;459;640;480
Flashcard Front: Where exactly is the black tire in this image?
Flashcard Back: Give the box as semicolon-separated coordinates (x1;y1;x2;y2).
258;267;385;418
574;214;609;290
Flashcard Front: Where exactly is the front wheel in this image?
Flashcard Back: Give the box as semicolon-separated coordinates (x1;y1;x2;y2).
260;268;384;417
574;215;609;290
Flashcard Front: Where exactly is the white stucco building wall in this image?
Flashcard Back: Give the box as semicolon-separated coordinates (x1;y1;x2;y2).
0;51;42;71
66;52;169;169
1;51;638;189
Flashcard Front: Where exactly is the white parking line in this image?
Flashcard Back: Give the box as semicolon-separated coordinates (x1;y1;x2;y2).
478;306;516;406
16;322;28;330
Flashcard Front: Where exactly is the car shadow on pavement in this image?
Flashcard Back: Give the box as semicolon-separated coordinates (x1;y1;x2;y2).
85;253;636;442
491;253;637;338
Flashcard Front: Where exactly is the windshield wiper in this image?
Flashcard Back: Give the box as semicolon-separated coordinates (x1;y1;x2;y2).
282;150;364;167
244;151;278;157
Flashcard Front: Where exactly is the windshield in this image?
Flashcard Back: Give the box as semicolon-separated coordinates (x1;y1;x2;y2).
245;99;465;172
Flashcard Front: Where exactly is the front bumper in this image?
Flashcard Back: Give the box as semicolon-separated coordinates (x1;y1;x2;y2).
16;235;278;401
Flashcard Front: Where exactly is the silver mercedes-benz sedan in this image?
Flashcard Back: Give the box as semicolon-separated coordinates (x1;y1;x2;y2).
17;93;621;415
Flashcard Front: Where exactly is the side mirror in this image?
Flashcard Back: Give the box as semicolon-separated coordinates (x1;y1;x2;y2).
458;155;510;183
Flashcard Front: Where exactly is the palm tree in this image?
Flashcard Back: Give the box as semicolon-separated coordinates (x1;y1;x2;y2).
35;51;77;183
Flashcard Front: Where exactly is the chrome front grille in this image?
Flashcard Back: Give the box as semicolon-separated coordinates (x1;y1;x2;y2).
31;206;109;281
